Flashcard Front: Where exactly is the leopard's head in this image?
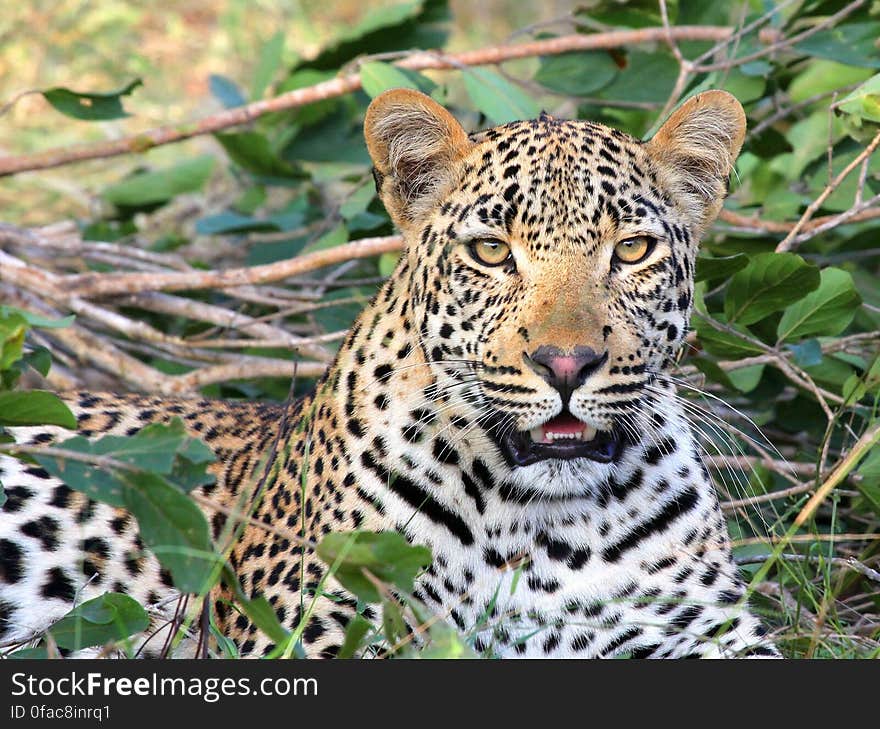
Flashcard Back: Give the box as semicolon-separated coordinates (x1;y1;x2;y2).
365;89;745;477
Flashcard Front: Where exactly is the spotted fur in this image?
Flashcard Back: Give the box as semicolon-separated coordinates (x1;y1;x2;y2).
0;89;777;658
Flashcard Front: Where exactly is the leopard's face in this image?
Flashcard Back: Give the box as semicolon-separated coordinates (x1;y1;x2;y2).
366;90;745;475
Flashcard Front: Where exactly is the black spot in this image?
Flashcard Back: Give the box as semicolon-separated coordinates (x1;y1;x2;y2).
20;516;61;552
49;485;72;508
717;589;742;605
431;438;459;466
110;515;130;535
542;632;560;653
570;632;594;651
82;537;110;558
741;645;778;657
483;547;507;568
373;364;393;382
628;643;661;659
41;567;75;601
603;627;643;655
2;486;33;513
0;539;24;584
567;547;591;570
643;437;677;465
669;606;703;633
538;533;571;562
24;465;51;480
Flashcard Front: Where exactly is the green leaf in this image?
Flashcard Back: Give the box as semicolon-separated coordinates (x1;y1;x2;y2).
724;252;820;325
695;253;749;283
209;74;246;109
215;132;300;178
599;51;679;104
251;31;285;100
533;52;618;96
31;420;219;593
719;68;765;104
103;156;215;207
48;593;149;650
35;419;215;508
838;73;880;123
727;364;765;393
411;621;476;658
463;68;541;125
690;356;736;389
788;339;823;368
301;224;348;255
789;61;873;104
122;470;217;593
339;181;376;220
338;614;373;658
195;212;279;236
0;311;27;371
777;268;862;342
42;79;142;121
2;349;40;390
381;596;409;648
299;0;450;73
858;439;880;514
312;287;371;336
235;594;290;646
379;252;400;278
170;436;217;493
795;23;880;69
694;317;765;359
360;61;420;98
316;530;432;603
0;307;74;329
0;390;76;428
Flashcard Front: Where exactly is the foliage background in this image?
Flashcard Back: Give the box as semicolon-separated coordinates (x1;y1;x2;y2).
1;0;879;658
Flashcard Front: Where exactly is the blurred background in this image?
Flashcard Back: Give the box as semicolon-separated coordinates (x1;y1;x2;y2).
0;0;580;224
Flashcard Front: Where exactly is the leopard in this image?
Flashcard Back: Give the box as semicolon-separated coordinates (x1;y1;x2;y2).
0;88;779;658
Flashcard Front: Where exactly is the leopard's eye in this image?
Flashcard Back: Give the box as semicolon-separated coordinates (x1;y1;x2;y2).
613;236;655;265
468;239;512;267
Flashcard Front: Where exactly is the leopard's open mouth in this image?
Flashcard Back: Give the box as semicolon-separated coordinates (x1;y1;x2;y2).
491;410;623;467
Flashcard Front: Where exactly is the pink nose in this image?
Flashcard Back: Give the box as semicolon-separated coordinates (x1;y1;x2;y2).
525;345;607;402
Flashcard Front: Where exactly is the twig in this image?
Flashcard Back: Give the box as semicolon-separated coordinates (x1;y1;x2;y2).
776;128;880;252
61;234;404;296
747;83;862;139
692;0;866;73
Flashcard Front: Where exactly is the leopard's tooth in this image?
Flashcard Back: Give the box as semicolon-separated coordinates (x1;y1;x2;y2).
582;425;597;441
529;427;543;443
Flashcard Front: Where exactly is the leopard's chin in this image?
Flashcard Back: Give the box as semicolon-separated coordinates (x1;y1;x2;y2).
488;410;625;467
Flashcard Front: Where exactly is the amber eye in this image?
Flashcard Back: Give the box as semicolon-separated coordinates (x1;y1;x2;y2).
468;239;512;267
613;236;655;264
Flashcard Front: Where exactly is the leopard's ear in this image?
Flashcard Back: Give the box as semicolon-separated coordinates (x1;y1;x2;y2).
365;88;472;229
646;90;746;234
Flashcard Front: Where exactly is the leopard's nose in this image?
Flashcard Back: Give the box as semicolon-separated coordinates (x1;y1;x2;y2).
524;345;608;402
